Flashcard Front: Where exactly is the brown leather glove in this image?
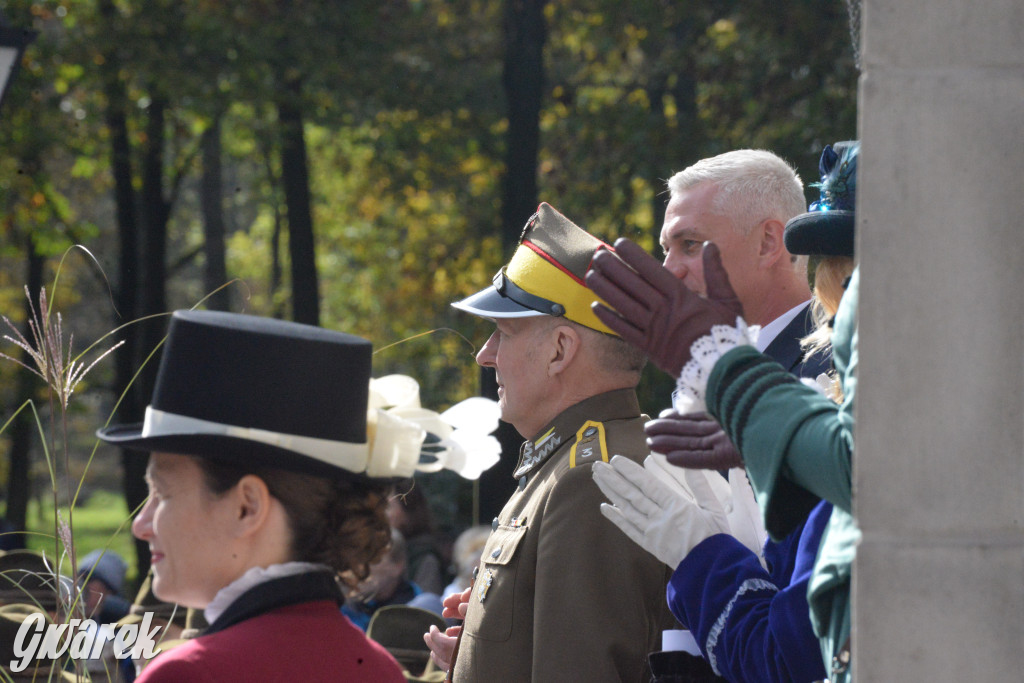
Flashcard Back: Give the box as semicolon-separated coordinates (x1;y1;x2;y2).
585;238;743;377
645;410;744;470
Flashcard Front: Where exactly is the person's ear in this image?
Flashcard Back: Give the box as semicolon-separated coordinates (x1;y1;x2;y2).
547;324;581;376
231;474;273;539
757;218;787;268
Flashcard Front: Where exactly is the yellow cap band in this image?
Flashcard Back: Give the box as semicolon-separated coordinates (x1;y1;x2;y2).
505;244;616;335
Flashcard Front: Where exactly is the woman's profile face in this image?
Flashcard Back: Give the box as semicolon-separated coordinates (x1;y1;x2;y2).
132;452;242;609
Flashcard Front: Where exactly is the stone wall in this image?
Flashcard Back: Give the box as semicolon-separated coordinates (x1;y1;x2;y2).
855;0;1024;677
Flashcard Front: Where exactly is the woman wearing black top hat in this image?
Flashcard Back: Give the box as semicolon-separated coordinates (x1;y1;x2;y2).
97;310;436;682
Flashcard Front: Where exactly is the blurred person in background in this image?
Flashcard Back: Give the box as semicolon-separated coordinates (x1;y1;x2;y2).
387;483;446;595
344;528;443;630
440;525;489;600
77;548;131;623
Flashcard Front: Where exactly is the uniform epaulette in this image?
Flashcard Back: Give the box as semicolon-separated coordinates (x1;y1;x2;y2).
569;420;609;468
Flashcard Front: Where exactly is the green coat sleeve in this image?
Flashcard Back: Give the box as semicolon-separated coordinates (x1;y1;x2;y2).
706;270;859;540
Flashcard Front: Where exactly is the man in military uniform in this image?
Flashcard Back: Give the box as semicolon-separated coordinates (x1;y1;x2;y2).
425;203;676;681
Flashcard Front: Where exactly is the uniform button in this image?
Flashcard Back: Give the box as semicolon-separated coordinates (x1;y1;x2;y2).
518;476;527;491
491;517;499;531
472;566;479;579
491;547;502;559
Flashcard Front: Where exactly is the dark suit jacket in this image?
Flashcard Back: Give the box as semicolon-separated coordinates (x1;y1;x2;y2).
762;303;831;379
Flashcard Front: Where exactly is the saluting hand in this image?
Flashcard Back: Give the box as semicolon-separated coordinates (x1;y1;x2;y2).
586;238;743;377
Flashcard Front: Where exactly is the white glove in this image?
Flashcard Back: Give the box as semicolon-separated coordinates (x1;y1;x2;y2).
723;467;768;560
592;455;730;568
644;451;699;495
647;453;763;551
679;465;767;562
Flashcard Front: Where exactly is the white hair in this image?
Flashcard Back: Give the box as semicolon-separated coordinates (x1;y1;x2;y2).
667;149;806;235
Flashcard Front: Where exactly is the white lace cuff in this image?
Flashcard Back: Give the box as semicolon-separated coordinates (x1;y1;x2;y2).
671;317;759;414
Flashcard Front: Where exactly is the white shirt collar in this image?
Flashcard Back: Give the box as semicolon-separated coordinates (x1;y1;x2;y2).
755;300;811;352
204;561;331;625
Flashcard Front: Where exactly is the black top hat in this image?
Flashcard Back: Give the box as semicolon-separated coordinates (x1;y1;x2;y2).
97;310;384;478
784;140;859;258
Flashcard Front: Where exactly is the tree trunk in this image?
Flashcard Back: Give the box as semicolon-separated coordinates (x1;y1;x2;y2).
277;76;320;326
3;240;44;549
137;95;170;405
256;135;286;319
647;13;700;246
499;0;548;250
657;70;699;237
499;0;547;251
99;0;150;580
201;118;230;311
645;82;669;241
119;94;172;582
476;0;549;522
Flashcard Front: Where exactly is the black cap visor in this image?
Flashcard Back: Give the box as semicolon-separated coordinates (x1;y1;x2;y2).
451;268;567;320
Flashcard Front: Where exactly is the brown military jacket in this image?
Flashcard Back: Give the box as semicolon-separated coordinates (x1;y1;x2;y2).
453;388;677;682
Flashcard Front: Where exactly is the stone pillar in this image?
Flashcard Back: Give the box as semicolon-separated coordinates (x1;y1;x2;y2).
855;0;1024;678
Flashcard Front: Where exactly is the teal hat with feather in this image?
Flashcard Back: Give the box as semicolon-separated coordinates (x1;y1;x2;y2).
784;140;859;257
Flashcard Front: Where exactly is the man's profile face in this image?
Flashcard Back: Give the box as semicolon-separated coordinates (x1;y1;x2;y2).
660;181;760;302
475;316;554;439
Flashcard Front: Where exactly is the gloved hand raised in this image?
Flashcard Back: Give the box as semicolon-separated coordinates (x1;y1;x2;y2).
585;238;743;377
592;455;731;569
642;453;766;558
645;410;744;470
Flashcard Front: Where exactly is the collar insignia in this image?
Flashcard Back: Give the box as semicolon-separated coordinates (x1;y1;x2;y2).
515;428;562;477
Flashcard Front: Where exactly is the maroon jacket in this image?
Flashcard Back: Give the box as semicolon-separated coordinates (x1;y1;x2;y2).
137;573;404;683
